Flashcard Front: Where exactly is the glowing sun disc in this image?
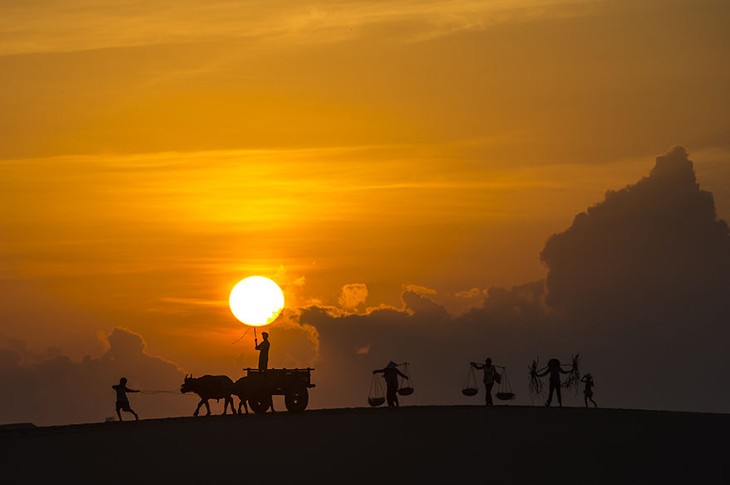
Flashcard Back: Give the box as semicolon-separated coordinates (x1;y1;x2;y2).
229;276;285;326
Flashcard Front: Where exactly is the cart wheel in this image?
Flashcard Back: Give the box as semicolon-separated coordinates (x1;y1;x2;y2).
284;387;309;412
248;395;272;414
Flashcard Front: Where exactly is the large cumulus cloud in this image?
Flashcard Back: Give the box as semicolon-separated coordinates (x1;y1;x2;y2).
0;327;193;426
299;147;730;413
537;146;730;411
542;146;730;320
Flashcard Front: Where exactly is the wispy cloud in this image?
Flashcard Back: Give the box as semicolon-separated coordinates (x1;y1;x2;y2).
0;0;600;56
159;297;224;307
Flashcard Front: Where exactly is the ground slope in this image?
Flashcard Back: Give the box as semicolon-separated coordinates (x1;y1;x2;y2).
1;405;727;484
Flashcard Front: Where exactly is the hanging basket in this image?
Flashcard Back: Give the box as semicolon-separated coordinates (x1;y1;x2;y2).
462;364;480;397
496;392;515;401
368;397;385;407
368;372;385;407
397;363;414;397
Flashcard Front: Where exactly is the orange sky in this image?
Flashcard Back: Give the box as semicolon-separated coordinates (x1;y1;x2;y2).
1;0;730;423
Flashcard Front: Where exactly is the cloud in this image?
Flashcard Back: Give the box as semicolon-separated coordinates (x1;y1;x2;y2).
0;0;599;56
338;283;368;310
454;287;483;299
537;146;730;410
402;283;437;296
0;327;193;426
401;291;450;321
158;297;224;307
297;147;730;413
542;146;730;320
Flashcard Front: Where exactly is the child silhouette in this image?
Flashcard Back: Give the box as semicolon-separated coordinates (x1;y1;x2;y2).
112;377;140;421
581;373;597;408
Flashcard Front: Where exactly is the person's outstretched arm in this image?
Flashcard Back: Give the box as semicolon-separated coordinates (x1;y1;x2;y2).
471;362;484;369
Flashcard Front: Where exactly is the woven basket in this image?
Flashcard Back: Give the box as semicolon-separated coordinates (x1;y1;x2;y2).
496;392;515;401
368;397;385;407
462;387;479;396
397;387;414;396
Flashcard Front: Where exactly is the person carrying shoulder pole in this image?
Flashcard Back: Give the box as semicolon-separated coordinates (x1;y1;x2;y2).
470;358;500;407
373;361;408;408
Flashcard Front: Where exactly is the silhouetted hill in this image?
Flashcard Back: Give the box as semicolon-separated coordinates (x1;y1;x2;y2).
1;405;727;484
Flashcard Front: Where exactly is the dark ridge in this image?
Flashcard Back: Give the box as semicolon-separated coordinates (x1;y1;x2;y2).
1;405;727;484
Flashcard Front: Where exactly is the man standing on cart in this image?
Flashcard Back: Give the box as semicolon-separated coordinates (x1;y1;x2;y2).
255;331;270;370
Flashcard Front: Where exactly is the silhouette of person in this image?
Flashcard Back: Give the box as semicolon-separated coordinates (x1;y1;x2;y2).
471;357;500;407
581;373;597;408
255;331;270;370
373;361;408;408
112;377;139;421
538;358;573;407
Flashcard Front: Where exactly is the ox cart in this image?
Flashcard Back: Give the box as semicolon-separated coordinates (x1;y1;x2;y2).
243;367;315;413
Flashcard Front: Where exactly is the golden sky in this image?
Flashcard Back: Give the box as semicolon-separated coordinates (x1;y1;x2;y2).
1;0;730;423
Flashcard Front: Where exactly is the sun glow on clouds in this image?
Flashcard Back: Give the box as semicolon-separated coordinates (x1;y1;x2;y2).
0;146;698;295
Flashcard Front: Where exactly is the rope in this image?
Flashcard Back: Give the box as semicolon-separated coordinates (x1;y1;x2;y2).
368;373;384;399
400;362;413;388
498;367;513;394
138;390;183;395
462;366;478;390
231;325;253;344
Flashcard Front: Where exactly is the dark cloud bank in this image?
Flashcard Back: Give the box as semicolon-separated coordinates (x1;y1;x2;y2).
303;146;730;414
2;146;729;425
0;328;191;426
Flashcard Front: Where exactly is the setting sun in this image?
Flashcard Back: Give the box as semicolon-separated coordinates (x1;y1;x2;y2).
229;276;285;326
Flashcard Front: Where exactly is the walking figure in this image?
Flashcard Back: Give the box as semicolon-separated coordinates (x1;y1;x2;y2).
373;361;408;408
581;373;597;408
255;331;270;370
470;358;501;407
112;377;139;421
537;358;573;407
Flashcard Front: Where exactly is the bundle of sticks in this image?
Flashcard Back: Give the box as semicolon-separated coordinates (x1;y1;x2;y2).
528;353;581;399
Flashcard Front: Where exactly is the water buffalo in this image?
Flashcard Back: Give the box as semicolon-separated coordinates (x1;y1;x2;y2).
230;376;252;415
180;374;236;416
231;375;275;414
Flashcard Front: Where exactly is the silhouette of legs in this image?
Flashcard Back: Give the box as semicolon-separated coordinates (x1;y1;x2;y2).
484;382;494;406
546;383;562;407
386;386;399;408
116;402;138;421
